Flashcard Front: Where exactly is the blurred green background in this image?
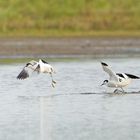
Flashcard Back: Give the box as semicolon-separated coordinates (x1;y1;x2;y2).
0;0;140;37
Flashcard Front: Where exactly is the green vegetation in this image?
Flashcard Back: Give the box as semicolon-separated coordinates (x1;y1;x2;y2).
0;58;32;64
0;0;140;37
0;57;84;64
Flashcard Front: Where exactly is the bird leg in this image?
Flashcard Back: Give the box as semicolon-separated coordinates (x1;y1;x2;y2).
114;89;119;93
120;87;126;93
120;87;124;92
114;88;125;93
50;73;56;87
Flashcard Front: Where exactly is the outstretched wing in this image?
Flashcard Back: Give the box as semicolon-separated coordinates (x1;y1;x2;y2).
125;73;140;79
116;73;140;79
41;59;49;64
17;60;39;80
17;68;29;79
27;60;39;70
101;62;118;81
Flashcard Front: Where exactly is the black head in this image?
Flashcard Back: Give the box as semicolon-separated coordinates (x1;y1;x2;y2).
101;80;108;86
104;80;108;83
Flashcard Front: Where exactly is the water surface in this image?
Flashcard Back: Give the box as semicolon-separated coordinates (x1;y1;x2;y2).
1;58;140;140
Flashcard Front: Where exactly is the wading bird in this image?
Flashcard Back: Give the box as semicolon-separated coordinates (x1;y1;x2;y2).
101;62;140;93
17;59;56;87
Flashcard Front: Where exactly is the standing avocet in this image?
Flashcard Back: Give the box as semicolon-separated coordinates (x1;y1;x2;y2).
17;59;56;87
101;62;140;93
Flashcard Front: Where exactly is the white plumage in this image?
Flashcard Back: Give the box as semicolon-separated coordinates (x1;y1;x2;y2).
101;62;140;93
17;59;56;87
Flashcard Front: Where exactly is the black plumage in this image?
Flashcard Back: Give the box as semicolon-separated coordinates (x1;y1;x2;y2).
41;59;49;64
116;73;125;78
17;69;29;79
101;62;108;66
125;73;140;79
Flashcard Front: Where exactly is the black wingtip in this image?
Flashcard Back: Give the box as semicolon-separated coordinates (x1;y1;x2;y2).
41;59;49;64
101;62;108;66
17;69;29;80
125;73;140;79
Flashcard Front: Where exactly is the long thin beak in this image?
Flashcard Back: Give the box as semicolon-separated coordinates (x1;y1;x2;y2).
100;83;104;86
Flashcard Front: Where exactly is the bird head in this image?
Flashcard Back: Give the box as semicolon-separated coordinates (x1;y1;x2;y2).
101;80;108;86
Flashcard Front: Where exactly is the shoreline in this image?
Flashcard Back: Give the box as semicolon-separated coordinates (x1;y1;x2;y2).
0;37;140;58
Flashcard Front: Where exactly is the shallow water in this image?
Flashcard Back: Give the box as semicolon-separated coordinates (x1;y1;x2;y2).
1;58;140;140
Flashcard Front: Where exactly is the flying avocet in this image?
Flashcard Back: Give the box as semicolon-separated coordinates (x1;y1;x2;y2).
101;62;140;93
17;59;56;87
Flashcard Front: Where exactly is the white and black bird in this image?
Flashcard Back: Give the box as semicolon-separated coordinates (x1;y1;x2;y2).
101;62;140;93
17;59;56;87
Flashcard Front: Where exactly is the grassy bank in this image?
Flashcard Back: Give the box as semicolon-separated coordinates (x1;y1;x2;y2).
0;57;84;64
0;0;140;37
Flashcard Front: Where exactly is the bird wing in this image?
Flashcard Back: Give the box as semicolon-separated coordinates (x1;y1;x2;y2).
101;62;118;81
125;73;140;79
17;60;39;80
33;64;40;73
26;60;39;71
28;60;38;68
41;59;49;64
116;73;125;79
17;67;29;79
117;73;140;79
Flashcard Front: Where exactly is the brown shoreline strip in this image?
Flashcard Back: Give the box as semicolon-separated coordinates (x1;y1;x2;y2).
0;37;140;57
